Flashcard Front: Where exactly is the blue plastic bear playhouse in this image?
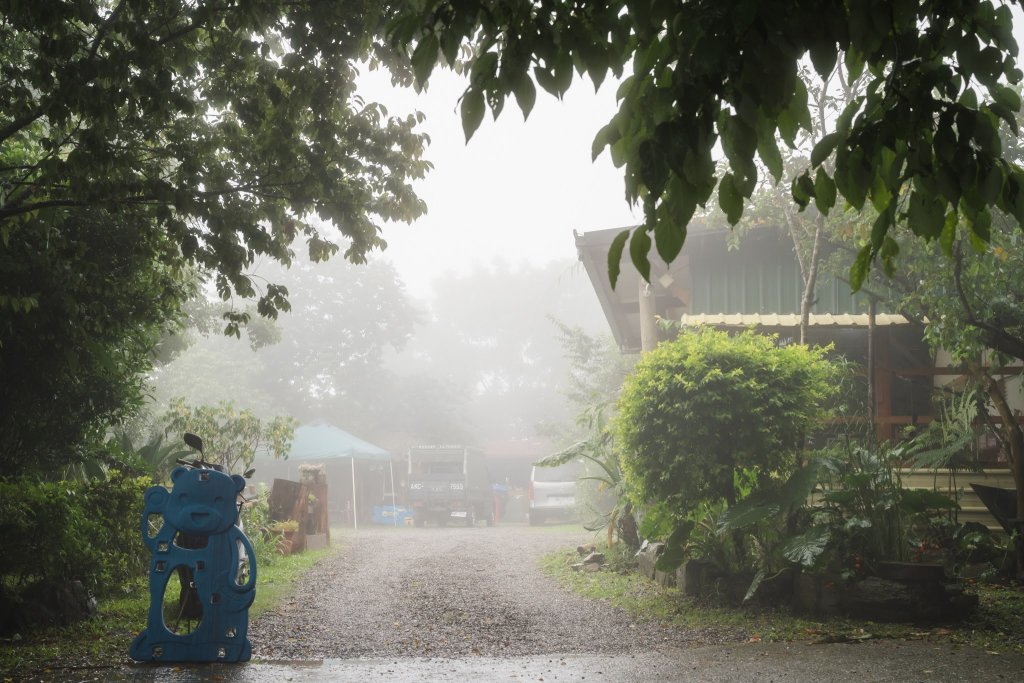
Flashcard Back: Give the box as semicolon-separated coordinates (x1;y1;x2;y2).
130;465;256;662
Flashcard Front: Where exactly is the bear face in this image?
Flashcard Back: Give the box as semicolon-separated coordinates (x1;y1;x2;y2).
164;466;245;536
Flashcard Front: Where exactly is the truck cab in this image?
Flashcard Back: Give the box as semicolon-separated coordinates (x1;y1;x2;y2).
407;445;494;527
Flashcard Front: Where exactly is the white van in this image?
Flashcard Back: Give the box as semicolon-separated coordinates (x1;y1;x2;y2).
528;459;583;525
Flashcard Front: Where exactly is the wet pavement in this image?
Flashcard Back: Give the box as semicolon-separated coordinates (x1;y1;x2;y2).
30;642;1024;682
13;526;1024;681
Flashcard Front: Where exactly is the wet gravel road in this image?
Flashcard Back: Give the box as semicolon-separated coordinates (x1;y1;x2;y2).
248;524;737;659
15;523;1024;681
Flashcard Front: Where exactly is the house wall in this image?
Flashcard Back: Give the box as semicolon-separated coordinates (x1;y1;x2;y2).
685;230;876;316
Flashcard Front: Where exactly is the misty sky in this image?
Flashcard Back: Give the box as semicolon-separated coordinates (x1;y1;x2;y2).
356;65;640;298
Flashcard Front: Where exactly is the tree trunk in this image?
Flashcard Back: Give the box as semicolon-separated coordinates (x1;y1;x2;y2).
617;502;641;551
798;215;824;345
978;371;1024;577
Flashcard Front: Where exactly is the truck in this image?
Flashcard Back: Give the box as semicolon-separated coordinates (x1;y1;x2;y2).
407;445;494;527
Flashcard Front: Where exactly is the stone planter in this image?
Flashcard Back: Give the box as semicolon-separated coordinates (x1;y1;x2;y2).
793;566;978;622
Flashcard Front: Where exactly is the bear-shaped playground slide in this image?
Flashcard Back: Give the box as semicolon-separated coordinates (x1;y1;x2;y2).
129;465;256;662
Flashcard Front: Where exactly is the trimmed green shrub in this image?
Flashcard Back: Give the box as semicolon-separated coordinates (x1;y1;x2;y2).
616;327;839;514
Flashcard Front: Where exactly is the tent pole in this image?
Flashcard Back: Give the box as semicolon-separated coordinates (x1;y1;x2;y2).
390;460;397;527
351;456;358;530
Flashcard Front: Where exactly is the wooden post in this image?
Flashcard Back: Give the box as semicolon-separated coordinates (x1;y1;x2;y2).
639;280;658;352
874;326;893;443
867;300;876;443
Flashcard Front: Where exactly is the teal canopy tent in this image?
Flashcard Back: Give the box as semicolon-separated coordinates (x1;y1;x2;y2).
288;421;395;528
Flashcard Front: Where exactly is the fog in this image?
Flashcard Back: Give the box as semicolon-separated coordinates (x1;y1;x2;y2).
147;250;609;458
146;70;632;458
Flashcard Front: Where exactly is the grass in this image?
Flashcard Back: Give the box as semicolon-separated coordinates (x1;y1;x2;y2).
0;541;339;679
541;546;1024;654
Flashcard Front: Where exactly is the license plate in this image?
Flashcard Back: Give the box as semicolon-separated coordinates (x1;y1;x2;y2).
450;511;467;518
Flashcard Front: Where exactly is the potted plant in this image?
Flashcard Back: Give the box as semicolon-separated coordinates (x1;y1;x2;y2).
270;519;300;554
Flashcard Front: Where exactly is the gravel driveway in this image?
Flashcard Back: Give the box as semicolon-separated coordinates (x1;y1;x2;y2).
248;524;738;660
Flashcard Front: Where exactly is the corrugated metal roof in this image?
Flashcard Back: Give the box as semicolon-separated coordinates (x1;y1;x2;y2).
677;313;913;327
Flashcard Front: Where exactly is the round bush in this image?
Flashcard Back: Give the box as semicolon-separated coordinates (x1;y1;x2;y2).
616;327;838;513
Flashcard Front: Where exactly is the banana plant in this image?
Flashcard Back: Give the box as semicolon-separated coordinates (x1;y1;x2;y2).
535;434;640;550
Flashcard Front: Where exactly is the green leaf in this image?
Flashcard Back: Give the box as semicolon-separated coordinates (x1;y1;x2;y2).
470;51;499;86
811;132;841;168
654;215;687;264
639;139;669;196
809;40;838;79
781;526;831;567
534;65;558;96
460;88;486;142
908;191;947;239
849;243;873;291
742;568;768;604
553;50;574;96
900;488;958;514
513;76;537;120
629;227;652;281
757;123;783;182
719;501;780;531
607;229;630;290
411;34;439;86
718;173;744;224
655;520;695;572
813;169;836;213
792;171;815;209
987;83;1019;111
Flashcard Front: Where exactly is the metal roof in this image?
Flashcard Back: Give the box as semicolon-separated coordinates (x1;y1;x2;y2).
677;313;913;328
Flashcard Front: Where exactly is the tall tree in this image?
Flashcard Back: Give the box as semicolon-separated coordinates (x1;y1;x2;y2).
1;1;429;328
148;253;420;427
0;204;188;476
246;253;419;422
1;1;429;472
388;0;1024;289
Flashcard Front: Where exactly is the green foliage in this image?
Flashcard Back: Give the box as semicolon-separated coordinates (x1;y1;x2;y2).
539;324;638;546
904;388;984;472
1;2;428;325
615;327;839;514
388;0;1023;288
161;400;296;474
0;206;190;478
0;1;430;478
809;441;959;577
110;431;191;484
239;483;279;568
0;472;150;597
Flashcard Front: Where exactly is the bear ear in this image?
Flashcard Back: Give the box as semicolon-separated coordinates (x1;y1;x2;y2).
232;474;246;493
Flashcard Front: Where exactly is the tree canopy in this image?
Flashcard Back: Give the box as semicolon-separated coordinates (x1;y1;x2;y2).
1;0;429;329
0;1;430;474
388;0;1024;289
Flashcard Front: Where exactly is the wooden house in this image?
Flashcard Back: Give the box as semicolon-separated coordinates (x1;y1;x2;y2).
575;225;1020;528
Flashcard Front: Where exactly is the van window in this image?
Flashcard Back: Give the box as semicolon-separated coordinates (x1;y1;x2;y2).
533;460;583;483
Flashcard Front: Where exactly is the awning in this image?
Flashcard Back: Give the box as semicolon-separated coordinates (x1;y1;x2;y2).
288;421;392;462
285;421;395;529
677;313;913;328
